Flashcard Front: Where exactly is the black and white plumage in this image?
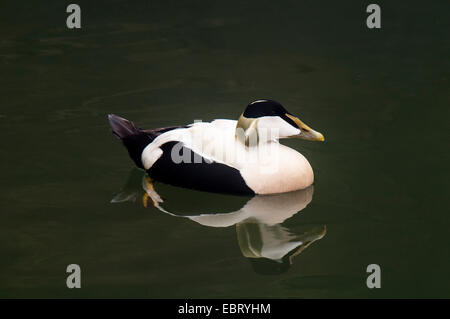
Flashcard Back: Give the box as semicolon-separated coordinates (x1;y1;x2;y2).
108;100;324;195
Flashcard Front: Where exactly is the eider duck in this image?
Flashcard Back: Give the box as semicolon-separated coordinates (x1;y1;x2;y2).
108;99;324;195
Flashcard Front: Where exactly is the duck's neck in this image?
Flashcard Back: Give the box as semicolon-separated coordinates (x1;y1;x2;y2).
235;114;277;147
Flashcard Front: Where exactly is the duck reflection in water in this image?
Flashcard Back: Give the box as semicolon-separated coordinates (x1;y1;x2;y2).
112;169;326;275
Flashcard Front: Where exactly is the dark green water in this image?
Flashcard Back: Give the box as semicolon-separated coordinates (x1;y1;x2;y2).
0;1;449;298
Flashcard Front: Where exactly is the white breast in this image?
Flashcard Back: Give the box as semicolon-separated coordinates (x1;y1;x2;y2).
240;144;314;194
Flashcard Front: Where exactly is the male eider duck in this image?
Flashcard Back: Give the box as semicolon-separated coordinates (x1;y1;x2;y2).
108;99;324;195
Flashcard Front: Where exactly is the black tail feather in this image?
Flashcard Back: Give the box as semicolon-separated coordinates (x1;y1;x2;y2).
108;114;152;169
108;114;139;139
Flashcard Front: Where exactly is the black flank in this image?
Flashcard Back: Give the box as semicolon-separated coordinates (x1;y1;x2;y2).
148;141;255;195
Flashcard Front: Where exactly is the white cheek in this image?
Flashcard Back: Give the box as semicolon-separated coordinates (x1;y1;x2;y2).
258;117;300;138
277;119;300;137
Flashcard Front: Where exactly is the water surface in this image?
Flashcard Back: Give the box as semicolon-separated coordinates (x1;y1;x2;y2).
0;0;449;298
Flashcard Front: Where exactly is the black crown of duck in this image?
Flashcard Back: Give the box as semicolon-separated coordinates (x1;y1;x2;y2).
108;99;324;195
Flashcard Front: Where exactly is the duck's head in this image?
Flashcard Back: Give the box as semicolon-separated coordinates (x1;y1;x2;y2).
236;99;325;146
